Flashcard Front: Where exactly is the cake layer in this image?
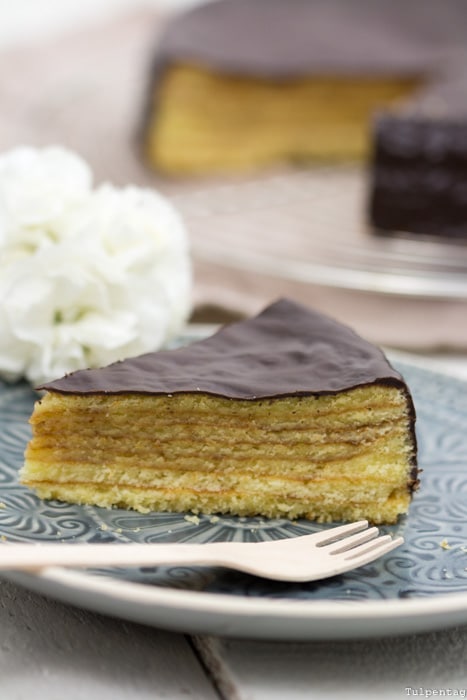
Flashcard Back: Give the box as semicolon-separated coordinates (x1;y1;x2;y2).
22;482;411;525
149;65;419;173
23;455;410;489
27;388;410;469
28;431;407;467
22;389;416;524
30;391;408;428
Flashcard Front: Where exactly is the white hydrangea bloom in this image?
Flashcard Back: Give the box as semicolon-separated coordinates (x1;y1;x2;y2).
0;145;92;261
0;147;192;386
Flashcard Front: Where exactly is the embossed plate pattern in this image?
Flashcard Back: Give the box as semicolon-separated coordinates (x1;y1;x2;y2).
1;343;467;639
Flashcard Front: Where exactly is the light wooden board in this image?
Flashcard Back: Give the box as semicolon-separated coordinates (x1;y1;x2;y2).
194;630;467;699
0;578;219;700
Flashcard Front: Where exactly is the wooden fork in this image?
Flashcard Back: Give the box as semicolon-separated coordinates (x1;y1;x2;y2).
0;521;403;582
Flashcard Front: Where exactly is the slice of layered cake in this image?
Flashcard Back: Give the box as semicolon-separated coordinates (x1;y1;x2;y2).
22;299;418;524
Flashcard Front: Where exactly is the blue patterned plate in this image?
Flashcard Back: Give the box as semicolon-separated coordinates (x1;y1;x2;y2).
1;338;467;639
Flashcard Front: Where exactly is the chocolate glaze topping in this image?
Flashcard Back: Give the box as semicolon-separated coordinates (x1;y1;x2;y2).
152;0;467;78
40;299;412;401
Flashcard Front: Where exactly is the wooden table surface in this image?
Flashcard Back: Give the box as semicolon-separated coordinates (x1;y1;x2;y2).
2;569;467;700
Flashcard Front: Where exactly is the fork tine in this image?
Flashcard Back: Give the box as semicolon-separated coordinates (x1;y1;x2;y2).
325;526;379;554
312;520;369;546
343;535;404;562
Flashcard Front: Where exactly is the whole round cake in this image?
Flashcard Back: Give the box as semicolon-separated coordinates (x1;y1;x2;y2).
142;0;467;237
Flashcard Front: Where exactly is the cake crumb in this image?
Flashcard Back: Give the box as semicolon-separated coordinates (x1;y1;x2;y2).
184;514;200;525
0;502;6;509
440;539;452;550
209;516;220;524
0;535;6;542
100;523;109;531
133;527;141;533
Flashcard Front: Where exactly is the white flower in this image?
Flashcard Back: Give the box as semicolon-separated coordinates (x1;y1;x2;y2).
0;145;92;261
0;147;192;386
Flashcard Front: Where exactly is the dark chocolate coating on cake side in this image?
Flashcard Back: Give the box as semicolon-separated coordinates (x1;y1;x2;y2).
40;299;411;401
370;115;467;238
369;68;467;238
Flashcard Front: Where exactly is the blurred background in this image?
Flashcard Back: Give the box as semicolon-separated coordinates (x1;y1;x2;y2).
1;0;467;377
0;0;193;47
0;0;197;184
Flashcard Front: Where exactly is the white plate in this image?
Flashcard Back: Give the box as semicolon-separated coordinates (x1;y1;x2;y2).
1;355;467;640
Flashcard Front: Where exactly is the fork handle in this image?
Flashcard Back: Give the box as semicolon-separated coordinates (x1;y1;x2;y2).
0;541;238;572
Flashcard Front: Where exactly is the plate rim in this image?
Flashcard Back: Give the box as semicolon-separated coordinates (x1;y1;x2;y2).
193;238;467;301
5;564;467;640
3;357;467;640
